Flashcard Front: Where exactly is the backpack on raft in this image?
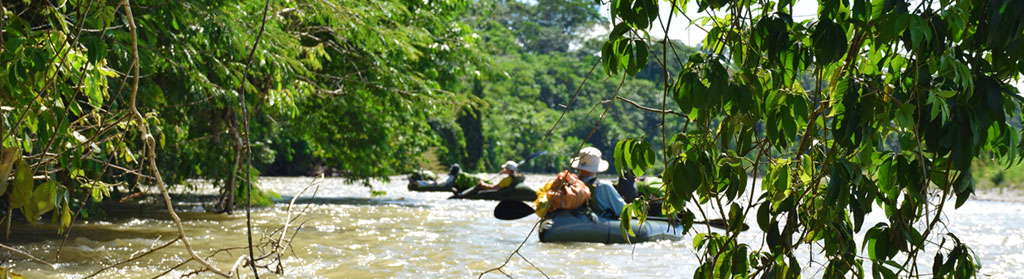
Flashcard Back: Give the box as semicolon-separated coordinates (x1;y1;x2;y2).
534;170;591;217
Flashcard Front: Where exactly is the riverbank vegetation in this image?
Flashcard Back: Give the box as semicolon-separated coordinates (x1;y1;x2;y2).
974;158;1024;191
0;0;482;275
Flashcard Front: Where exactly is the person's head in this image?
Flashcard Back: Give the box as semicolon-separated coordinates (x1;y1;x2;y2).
570;147;608;177
501;161;518;175
448;164;461;175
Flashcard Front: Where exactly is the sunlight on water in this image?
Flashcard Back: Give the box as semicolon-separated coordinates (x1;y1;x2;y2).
3;176;1024;278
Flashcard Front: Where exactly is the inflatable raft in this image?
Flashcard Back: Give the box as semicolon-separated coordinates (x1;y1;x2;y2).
449;184;537;202
538;209;686;244
407;178;461;192
407;172;536;201
407;170;471;192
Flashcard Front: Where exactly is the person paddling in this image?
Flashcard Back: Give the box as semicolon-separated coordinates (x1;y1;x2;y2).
409;164;462;190
455;161;523;197
571;147;626;219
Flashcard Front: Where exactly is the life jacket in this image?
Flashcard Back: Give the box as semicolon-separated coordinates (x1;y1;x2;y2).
534;170;591;217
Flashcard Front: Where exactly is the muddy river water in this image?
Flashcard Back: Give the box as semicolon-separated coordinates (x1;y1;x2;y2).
4;175;1024;278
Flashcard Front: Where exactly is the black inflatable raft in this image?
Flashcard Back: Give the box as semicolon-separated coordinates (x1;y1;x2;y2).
408;174;537;201
449;184;537;202
538;209;686;244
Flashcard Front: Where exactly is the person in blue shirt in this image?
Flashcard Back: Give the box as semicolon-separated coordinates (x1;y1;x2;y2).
570;147;626;219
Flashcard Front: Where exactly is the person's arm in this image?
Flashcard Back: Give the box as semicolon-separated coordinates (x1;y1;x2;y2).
476;180;499;189
593;182;626;217
479;175;515;189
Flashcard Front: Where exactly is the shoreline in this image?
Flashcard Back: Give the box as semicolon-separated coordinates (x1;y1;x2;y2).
974;187;1024;203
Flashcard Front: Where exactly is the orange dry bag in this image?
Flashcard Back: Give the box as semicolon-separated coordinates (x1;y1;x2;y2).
534;171;591;218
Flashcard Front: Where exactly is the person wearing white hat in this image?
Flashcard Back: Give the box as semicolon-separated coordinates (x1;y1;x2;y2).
571;147;626;219
456;160;522;197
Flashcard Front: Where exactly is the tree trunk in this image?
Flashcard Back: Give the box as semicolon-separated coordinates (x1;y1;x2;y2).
215;118;243;214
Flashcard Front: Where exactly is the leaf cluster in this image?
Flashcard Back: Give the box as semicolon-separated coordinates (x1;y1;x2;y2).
604;0;1024;278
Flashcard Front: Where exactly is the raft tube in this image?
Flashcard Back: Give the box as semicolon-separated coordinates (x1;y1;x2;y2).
450;184;537;202
407;178;460;192
538;209;685;244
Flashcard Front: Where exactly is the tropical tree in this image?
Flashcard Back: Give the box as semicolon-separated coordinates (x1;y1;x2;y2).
453;0;704;173
605;0;1024;278
0;0;483;239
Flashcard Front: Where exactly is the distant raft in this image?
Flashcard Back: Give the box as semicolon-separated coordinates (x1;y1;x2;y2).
407;172;537;201
538;209;686;244
407;179;460;192
407;170;471;192
449;184;538;202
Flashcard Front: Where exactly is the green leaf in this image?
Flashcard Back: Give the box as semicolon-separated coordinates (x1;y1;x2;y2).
614;139;630;176
634;41;649;73
84;74;104;107
620;205;635;241
693;232;707;249
626;139;656;177
757;201;772;231
680;210;695;233
11;159;33;209
673;71;703;114
811;18;848;65
872;262;896;279
0;147;20;196
732;245;749;275
907;15;931;49
728;202;743;232
877;156;896;197
934;90;956;98
873;14;910;47
633;201;648;226
60;199;72;233
33;181;58;216
865;224;891;261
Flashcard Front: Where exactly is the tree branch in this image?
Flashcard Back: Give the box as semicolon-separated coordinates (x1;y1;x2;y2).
615;96;687;118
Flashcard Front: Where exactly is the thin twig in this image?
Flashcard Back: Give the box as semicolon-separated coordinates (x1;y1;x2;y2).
235;0;274;276
541;58;601;144
0;243;56;269
115;1;231;277
279;176;322;249
575;74;629;153
478;220;545;279
85;239;179;278
615;96;687;117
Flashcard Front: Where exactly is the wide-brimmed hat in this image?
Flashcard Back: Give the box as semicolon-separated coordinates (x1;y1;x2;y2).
570;147;609;173
501;160;518;171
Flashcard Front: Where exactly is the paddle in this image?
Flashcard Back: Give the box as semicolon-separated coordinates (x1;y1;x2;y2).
493;200;749;231
450;151;548;198
482;151;548;181
494;200;536;220
516;151;549;167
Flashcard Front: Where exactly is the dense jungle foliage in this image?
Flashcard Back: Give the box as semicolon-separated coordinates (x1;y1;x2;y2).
3;0;1024;277
0;0;485;227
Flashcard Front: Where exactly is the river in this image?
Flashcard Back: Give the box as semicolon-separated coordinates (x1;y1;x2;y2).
4;175;1024;278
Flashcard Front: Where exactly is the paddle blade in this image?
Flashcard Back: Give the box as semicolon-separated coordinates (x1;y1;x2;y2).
517;151;548;165
494;200;535;220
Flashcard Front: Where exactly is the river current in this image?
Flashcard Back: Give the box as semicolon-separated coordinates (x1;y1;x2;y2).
4;175;1024;278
